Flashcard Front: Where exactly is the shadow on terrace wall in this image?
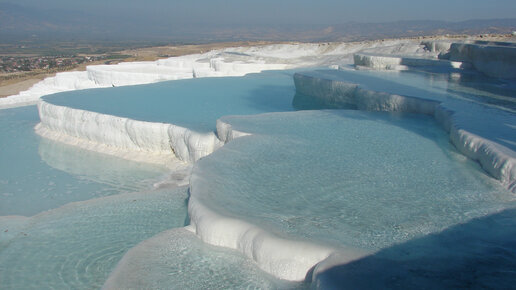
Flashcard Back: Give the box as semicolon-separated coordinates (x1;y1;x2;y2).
315;208;516;289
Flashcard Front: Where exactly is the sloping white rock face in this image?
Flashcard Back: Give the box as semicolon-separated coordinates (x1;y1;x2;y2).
353;40;516;80
102;227;305;289
351;40;469;71
353;53;466;71
36;100;223;164
445;42;516;79
187;187;361;281
435;101;516;192
294;71;440;114
420;40;453;53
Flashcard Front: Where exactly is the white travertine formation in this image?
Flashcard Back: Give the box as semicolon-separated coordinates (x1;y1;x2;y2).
353;53;466;70
188;165;369;281
3;38;515;287
353;40;516;79
36;100;223;164
445;42;516;79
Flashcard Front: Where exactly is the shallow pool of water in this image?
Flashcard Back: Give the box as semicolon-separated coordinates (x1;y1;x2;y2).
0;187;189;289
44;70;298;132
0;106;168;216
0;104;297;289
193;110;516;251
104;228;305;290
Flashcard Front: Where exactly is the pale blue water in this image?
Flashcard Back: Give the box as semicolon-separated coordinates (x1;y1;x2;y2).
0;104;295;289
293;69;516;153
0;106;168;216
44;70;298;132
2;67;516;289
104;228;305;289
0;187;190;289
193;110;516;251
315;208;516;288
0;106;190;289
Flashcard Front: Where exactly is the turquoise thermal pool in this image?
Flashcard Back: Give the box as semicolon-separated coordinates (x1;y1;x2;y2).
2;51;516;288
192;110;515;251
0;106;168;216
43;70;298;132
0;187;189;289
0;106;285;289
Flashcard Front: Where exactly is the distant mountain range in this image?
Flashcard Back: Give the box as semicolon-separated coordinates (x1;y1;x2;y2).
1;2;515;44
315;19;516;42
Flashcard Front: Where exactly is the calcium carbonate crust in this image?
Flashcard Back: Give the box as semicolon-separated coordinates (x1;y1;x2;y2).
36;100;223;164
355;40;516;80
445;42;516;79
187;181;369;281
353;53;468;71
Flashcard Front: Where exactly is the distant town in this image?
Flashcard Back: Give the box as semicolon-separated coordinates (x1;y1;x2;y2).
0;55;118;74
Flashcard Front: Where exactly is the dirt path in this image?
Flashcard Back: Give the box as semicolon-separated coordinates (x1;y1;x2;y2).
0;78;50;98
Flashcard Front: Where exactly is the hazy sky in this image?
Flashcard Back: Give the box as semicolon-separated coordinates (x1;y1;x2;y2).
4;0;516;25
